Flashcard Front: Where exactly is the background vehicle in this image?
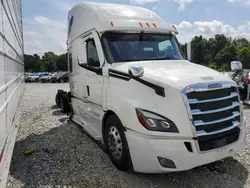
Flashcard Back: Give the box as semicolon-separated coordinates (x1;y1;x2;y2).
243;70;250;84
57;72;68;83
231;62;250;104
26;73;39;82
25;73;31;83
38;73;49;77
40;74;51;83
61;2;246;174
51;72;68;83
0;0;24;187
232;70;250;83
50;73;60;83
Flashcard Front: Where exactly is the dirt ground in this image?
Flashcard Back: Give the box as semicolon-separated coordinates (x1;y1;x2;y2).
6;83;250;188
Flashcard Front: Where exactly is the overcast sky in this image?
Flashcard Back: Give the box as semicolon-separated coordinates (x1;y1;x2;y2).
22;0;250;55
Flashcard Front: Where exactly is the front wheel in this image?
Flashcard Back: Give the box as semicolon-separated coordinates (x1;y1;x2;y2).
104;115;131;171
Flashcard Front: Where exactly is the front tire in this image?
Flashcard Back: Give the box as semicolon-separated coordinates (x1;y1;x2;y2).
104;115;130;171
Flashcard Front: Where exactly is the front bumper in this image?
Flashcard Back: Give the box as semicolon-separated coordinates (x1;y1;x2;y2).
125;117;246;173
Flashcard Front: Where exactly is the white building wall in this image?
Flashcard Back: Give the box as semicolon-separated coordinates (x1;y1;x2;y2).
0;0;24;187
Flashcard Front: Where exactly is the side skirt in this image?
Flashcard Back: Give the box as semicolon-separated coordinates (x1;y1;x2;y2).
70;116;106;152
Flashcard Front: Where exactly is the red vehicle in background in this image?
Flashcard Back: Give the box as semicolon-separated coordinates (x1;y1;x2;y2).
244;70;250;84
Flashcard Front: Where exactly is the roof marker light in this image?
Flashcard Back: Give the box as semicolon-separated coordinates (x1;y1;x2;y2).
153;23;157;28
146;23;150;27
110;22;114;27
139;22;143;27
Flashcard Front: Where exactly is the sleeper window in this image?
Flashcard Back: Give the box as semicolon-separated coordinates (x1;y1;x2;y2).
87;40;100;67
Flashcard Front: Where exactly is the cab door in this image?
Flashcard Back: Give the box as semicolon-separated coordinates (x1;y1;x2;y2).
78;31;105;139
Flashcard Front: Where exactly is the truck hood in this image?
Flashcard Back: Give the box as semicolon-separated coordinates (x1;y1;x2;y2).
111;60;232;89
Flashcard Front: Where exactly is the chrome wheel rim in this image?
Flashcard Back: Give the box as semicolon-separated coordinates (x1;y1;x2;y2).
108;126;123;160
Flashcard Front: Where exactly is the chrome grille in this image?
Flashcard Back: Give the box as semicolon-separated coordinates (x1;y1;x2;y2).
183;82;241;151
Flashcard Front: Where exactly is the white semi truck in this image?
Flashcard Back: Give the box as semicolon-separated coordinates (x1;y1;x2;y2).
0;0;24;186
62;2;246;173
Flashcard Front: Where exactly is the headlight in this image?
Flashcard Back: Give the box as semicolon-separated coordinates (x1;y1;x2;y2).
136;109;179;133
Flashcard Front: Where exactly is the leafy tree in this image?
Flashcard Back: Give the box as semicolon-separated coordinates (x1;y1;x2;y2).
41;52;57;71
215;44;237;66
237;47;250;69
205;38;216;63
188;34;250;71
191;36;204;64
42;60;55;72
214;34;228;54
233;38;249;48
207;62;217;70
24;54;41;72
24;52;68;72
56;53;68;71
42;52;57;60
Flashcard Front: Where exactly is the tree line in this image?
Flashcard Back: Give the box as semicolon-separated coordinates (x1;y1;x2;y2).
24;34;250;72
24;52;67;72
181;34;250;72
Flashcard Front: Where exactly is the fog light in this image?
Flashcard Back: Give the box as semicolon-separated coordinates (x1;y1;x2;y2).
158;157;176;169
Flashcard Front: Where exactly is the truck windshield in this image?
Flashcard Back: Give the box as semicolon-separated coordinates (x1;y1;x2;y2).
102;32;183;63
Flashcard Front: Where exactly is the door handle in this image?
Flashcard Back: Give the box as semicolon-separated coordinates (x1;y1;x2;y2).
87;85;90;96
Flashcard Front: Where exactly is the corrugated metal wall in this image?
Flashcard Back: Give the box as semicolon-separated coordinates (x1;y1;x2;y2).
0;0;24;177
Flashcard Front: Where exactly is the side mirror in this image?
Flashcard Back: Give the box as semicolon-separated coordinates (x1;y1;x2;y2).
77;39;87;65
231;61;242;71
128;66;144;78
187;42;191;61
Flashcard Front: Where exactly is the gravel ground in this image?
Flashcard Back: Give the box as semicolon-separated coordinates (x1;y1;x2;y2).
6;83;250;188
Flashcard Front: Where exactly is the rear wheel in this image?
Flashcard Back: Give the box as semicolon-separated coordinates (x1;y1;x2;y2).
55;94;60;107
56;90;63;107
104;115;130;171
60;79;64;83
61;92;70;113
